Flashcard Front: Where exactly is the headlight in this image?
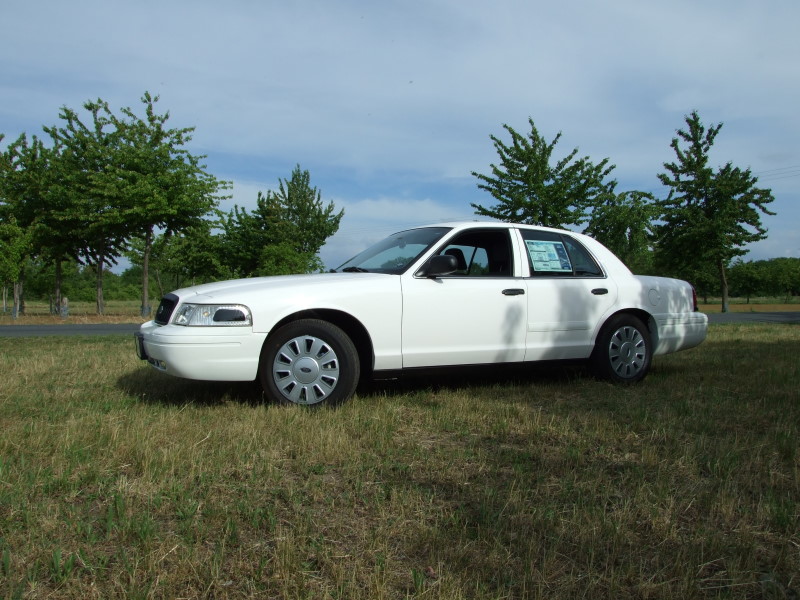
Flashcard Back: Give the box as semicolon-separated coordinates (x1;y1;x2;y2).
172;304;253;327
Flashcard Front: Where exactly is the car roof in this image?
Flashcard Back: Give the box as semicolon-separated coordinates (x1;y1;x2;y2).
421;220;575;236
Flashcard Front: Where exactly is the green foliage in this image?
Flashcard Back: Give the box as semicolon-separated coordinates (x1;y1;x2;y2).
1;134;62;265
141;224;225;294
729;258;800;302
654;111;776;311
258;242;323;277
0;216;29;286
43;99;129;271
584;190;656;273
222;165;342;277
727;259;764;303
471;118;616;228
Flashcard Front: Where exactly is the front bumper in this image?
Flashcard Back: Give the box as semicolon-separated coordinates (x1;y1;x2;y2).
134;321;268;381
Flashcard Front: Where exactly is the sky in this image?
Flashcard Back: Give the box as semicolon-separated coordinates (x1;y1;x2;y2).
2;0;799;270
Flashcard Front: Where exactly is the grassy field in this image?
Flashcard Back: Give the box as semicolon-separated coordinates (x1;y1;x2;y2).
0;323;797;599
0;325;800;600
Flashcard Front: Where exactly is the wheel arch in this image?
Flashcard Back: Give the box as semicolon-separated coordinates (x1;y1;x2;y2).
597;308;659;350
265;309;375;377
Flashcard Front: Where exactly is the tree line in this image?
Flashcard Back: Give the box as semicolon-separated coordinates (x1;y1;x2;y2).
0;93;342;317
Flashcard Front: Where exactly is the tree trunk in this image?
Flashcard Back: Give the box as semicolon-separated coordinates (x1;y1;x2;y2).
155;268;164;299
17;271;24;315
53;259;63;315
12;281;22;319
718;258;729;313
95;257;105;315
141;227;153;317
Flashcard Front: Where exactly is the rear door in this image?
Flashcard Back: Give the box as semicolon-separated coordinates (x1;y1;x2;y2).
519;230;618;360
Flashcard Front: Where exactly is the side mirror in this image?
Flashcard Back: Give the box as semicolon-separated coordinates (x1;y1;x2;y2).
416;254;458;278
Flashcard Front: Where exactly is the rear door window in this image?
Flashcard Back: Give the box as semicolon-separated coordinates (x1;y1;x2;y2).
521;230;603;277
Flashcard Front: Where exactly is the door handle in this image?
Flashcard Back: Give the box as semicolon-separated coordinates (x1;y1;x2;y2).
502;288;525;296
591;288;609;295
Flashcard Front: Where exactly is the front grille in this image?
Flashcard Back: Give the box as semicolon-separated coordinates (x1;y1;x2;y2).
154;293;179;325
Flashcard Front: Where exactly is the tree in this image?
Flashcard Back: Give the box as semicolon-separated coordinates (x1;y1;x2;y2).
44;100;130;314
763;258;800;302
727;259;763;303
222;165;343;277
0;134;26;313
107;92;229;316
0;216;30;316
655;111;775;312
0;133;65;315
584;190;656;273
471;118;616;228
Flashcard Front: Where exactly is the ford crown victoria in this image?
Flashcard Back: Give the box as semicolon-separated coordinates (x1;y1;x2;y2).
135;222;708;405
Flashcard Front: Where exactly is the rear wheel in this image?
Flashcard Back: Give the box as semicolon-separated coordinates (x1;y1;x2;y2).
260;319;360;406
591;315;652;383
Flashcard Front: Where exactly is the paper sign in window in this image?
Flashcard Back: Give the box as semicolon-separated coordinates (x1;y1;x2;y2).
526;240;572;273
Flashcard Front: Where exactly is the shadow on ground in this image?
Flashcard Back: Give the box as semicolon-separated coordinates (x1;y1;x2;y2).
118;361;590;408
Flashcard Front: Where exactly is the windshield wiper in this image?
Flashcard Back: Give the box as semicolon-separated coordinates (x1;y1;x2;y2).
341;266;370;273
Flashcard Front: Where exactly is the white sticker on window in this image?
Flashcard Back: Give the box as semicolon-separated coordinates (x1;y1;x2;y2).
526;240;572;272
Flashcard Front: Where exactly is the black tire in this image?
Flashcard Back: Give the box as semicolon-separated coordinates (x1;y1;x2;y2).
590;315;652;384
260;319;360;406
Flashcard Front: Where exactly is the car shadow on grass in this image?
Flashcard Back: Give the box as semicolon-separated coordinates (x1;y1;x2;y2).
117;368;264;407
118;361;590;408
357;361;589;401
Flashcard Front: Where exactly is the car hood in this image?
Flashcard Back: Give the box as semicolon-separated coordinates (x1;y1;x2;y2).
170;272;395;303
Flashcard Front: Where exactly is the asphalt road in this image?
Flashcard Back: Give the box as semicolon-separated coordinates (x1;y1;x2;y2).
0;323;142;337
1;313;798;337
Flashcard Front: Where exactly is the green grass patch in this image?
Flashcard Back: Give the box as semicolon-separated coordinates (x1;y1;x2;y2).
0;324;798;598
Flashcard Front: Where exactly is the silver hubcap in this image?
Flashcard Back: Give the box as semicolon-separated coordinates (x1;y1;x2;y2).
272;335;340;404
608;325;646;378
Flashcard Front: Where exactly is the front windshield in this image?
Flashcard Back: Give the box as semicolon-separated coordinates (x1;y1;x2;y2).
335;227;451;274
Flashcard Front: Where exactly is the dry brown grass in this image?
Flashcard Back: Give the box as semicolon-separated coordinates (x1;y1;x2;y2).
0;300;147;325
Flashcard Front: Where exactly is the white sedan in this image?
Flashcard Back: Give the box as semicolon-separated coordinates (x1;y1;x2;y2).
135;222;708;405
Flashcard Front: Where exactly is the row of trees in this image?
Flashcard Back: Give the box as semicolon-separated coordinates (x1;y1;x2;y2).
0;93;343;316
472;112;777;312
727;258;800;303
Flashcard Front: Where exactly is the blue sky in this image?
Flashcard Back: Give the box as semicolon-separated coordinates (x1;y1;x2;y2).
2;0;799;269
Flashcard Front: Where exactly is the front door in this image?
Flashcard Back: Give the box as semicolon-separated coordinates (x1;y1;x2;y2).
401;228;527;368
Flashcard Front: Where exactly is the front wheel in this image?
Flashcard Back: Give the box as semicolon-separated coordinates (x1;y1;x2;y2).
590;315;652;384
260;319;360;406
